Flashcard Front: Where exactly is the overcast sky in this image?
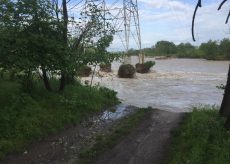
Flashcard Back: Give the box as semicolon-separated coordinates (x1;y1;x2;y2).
107;0;230;50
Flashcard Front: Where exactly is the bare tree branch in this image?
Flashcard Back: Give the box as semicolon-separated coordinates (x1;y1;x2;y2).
69;0;84;10
52;0;60;21
218;0;228;10
73;22;93;49
217;0;229;24
192;0;202;41
226;10;230;24
192;0;229;41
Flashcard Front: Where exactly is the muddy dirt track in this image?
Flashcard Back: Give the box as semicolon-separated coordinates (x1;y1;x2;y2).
95;109;186;164
2;108;185;164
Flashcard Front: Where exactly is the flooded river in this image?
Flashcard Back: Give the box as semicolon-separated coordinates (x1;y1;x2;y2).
84;57;229;112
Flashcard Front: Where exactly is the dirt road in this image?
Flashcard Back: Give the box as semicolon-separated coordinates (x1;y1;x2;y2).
1;108;185;164
95;109;186;164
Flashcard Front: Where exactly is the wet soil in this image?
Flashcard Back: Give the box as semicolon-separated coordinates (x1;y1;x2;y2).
1;106;138;164
1;108;185;164
95;109;186;164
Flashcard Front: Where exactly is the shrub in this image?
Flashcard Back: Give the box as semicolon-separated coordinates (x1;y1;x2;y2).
118;64;136;78
135;61;155;73
99;63;112;72
144;61;155;69
0;80;119;160
78;66;92;77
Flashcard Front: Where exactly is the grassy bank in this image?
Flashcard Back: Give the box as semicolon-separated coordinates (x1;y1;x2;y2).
79;108;152;164
0;80;119;160
166;106;230;164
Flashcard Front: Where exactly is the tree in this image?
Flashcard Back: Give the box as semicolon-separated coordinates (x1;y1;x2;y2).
220;65;230;116
142;47;154;56
127;48;139;56
57;0;115;90
0;0;115;92
155;41;177;55
199;40;219;60
177;43;197;58
0;0;65;91
219;38;230;60
192;0;230;129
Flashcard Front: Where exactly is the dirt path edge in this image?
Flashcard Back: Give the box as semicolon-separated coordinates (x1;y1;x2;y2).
95;109;186;164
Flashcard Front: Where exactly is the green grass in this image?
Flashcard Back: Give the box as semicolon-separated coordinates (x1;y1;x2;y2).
0;79;119;160
166;106;230;164
78;108;152;164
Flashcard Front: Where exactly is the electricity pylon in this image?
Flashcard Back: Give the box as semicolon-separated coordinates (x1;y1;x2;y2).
70;0;144;64
122;0;144;64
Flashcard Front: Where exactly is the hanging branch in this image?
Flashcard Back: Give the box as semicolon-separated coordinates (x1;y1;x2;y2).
218;0;228;10
69;0;84;10
192;0;202;41
192;0;229;41
226;10;230;24
217;0;229;24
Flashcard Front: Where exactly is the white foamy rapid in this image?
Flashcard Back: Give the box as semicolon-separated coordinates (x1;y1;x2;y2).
82;57;229;112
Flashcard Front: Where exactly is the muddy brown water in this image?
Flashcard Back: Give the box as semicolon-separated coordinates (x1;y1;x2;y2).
3;58;228;164
83;57;229;112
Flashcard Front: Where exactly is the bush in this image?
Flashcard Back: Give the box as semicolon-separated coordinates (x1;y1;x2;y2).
167;106;230;164
78;66;92;77
118;64;135;78
135;61;155;73
99;63;112;72
144;61;155;69
0;80;119;160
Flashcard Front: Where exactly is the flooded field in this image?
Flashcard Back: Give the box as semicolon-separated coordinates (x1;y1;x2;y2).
83;57;229;112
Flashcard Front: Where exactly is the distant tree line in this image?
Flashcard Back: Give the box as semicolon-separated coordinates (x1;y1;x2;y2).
127;38;230;60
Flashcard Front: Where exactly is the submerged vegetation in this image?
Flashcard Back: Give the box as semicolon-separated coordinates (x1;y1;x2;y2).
135;61;155;73
118;64;136;78
167;106;230;164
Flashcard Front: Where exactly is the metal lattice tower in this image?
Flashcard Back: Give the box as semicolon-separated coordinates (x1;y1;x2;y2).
123;0;143;63
69;0;144;63
106;0;144;63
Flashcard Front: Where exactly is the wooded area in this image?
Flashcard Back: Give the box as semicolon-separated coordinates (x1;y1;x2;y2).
127;39;230;60
0;0;117;92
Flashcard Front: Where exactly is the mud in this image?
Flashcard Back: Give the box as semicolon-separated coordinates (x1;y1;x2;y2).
1;105;138;164
95;109;186;164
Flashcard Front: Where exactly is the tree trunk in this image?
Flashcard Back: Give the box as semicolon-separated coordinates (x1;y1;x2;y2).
219;64;230;117
224;116;230;130
42;68;52;91
59;72;65;91
59;0;68;91
23;69;34;93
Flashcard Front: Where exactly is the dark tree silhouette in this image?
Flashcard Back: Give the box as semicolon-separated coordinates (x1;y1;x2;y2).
220;65;230;129
192;0;230;129
192;0;229;41
192;0;201;41
59;0;68;91
217;0;230;24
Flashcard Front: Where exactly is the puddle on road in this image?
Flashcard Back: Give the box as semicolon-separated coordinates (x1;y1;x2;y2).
101;104;138;121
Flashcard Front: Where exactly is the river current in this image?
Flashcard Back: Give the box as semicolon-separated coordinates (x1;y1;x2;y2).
83;57;229;112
